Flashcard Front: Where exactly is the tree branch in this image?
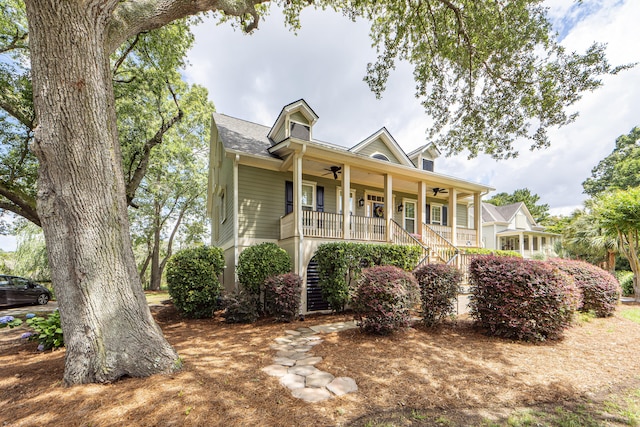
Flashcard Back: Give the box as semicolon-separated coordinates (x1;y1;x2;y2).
112;33;142;75
125;105;184;203
0;98;35;130
107;0;268;54
0;183;40;226
0;30;29;54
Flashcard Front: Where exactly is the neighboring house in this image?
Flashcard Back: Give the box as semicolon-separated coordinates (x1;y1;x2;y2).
482;202;558;258
207;99;493;312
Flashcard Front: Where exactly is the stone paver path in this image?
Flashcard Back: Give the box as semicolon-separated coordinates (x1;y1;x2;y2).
261;321;358;403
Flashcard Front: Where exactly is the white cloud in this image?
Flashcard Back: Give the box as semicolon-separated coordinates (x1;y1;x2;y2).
185;0;640;215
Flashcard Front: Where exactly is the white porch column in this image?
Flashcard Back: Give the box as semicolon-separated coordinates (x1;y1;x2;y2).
293;152;303;275
519;231;525;255
474;192;482;247
417;181;426;237
448;188;458;246
384;174;393;242
342;164;351;239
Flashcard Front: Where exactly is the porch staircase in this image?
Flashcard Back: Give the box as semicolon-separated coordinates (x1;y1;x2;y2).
421;224;459;265
389;220;430;266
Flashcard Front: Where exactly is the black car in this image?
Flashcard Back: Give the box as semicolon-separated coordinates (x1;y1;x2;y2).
0;275;51;306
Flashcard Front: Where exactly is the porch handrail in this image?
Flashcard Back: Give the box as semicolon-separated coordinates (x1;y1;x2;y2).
422;223;459;264
390;220;430;266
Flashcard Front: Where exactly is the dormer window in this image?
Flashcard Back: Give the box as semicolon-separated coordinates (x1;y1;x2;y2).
422;159;434;171
372;153;390;161
290;122;310;140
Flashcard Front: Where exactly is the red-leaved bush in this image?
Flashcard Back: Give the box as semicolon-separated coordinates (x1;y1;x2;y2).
547;259;620;317
469;256;581;342
264;273;302;322
413;264;462;327
352;265;418;335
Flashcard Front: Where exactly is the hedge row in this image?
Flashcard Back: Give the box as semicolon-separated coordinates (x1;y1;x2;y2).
547;258;620;317
468;256;581;342
314;242;422;311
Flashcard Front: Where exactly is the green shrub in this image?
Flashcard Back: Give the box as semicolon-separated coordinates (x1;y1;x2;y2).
469;256;580;342
220;290;259;324
166;246;225;318
264;273;302;322
413;264;462;327
616;271;635;297
314;242;421;312
236;243;290;297
461;247;522;258
352;265;418;335
547;259;620;317
26;310;64;350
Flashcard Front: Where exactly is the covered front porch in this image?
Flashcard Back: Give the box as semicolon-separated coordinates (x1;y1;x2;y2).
497;231;559;259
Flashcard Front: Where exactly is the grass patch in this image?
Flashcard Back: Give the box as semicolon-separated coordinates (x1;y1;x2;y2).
621;308;640;325
144;291;170;305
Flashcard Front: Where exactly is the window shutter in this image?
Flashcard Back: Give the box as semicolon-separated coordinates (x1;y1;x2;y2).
285;181;293;214
442;206;448;226
316;186;324;212
426;204;431;224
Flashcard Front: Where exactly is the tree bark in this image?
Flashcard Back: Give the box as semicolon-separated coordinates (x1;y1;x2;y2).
25;0;179;384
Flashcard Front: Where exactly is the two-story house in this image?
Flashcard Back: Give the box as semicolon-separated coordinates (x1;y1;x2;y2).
207;99;494;312
482;202;559;258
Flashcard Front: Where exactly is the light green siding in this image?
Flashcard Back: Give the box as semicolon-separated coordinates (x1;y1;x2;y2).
238;166;287;239
213;154;234;246
272;124;286;143
290;111;310;125
356;139;401;164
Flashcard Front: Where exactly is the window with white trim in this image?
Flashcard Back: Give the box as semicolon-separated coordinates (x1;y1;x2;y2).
403;199;416;234
290;122;310;140
218;187;227;224
431;204;442;225
371;153;390;161
301;181;316;211
337;189;356;215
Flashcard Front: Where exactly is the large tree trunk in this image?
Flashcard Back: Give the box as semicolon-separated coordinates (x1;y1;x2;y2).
25;0;179;385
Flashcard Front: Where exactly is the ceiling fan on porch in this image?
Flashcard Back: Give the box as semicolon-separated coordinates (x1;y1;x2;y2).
432;187;449;196
322;166;342;180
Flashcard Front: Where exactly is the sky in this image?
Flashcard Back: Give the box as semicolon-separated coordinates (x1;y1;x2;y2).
184;0;640;216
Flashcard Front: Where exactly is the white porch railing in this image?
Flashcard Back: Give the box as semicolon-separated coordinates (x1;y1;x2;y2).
390;220;430;265
280;212;295;239
302;211;343;238
457;228;478;246
351;215;386;241
429;225;477;246
422;223;458;264
280;212;385;241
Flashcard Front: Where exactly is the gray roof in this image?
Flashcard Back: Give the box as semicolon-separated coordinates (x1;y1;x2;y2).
213;113;277;158
482;202;528;224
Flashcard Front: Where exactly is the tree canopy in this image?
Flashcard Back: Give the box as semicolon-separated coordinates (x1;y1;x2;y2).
583;126;640;197
486;188;550;223
0;3;205;226
593;187;640;298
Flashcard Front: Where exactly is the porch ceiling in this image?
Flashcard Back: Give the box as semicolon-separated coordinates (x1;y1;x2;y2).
299;158;475;200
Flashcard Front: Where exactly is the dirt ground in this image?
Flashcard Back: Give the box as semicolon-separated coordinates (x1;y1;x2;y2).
1;302;640;427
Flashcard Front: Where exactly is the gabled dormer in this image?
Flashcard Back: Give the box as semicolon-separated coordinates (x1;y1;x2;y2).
408;143;441;172
267;99;319;144
349;128;414;167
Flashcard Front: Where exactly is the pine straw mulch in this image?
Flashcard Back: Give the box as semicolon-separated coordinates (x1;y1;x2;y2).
1;303;640;427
